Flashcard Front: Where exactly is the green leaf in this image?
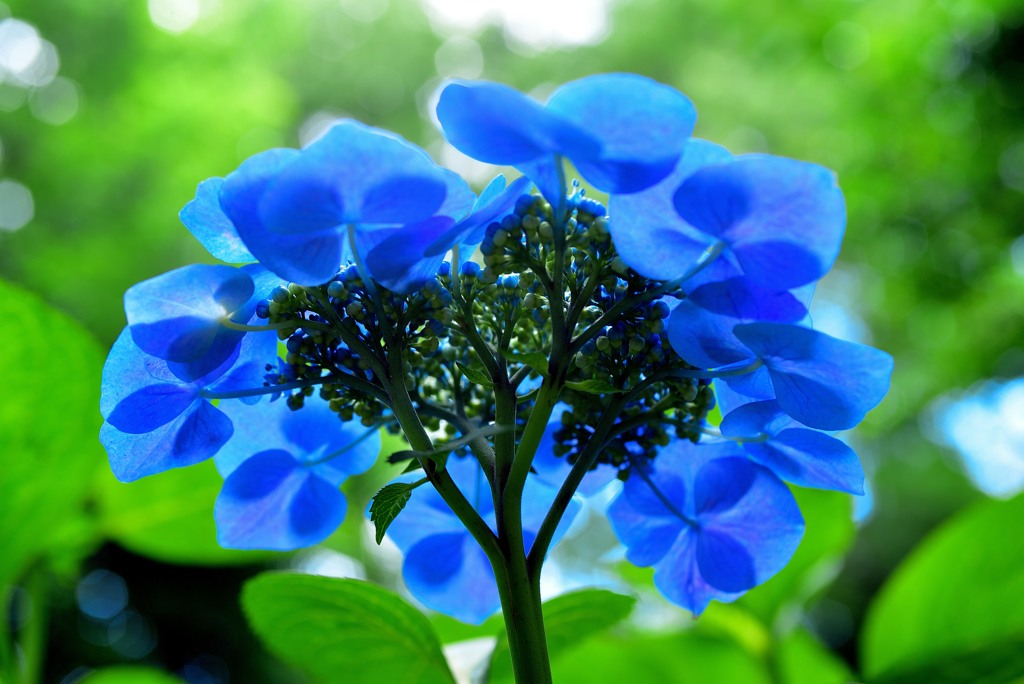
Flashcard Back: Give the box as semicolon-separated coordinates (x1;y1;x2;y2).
0;279;106;588
488;589;636;681
242;572;456;684
565;378;624;394
456;361;494;387
862;492;1024;683
550;631;771;683
97;460;271;566
776;629;854;684
369;482;414;544
79;666;183;683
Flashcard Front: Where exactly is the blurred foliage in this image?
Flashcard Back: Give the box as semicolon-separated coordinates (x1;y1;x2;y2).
1;0;1022;681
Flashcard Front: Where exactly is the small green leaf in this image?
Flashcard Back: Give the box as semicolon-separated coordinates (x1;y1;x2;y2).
456;361;494;387
242;573;456;684
565;378;624;394
489;589;637;681
369;482;414;544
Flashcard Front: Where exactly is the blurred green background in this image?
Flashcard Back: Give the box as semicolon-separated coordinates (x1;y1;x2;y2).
1;0;1023;681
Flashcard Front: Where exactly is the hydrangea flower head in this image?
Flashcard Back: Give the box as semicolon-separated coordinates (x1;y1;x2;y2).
100;71;894;633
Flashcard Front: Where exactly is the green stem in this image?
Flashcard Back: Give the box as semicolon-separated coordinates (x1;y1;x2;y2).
385;350;503;565
493;548;553;684
201;373;386;402
527;395;624;577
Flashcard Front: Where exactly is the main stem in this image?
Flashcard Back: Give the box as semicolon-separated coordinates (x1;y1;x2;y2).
493;547;552;683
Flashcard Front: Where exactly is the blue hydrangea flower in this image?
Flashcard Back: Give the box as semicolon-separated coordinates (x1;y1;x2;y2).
609;141;845;294
436;74;696;203
100;327;277;482
211;121;475;286
719;399;864;494
124;263;275;382
383;456;580;624
607;440;804;615
213;397;380;550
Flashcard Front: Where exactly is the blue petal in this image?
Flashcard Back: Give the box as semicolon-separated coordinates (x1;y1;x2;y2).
102;401;232;482
674;156;846;290
171;400;234;460
403;533;499;624
609;139;735;281
514;156;565;209
744;431;865;494
436;80;602;165
203;329;279;399
607;489;683;567
693;457;757;515
125;264;253;372
216;396;379;484
719;399;797;437
546;73;697;193
667;278;808;369
651;531;740;615
695;528;757;593
106;383;199;433
364;216;457;294
260;121;453;231
734;322;894;430
695;458;804;587
180;177;255;263
215;449;347;550
720;401;864;493
101;328;182;417
423;175;534;257
721;365;776;400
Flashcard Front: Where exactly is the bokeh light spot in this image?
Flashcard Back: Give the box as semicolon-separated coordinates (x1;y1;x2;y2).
148;0;201;34
929;378;1024;498
999;141;1024;193
0;178;33;231
75;569;128;620
434;35;484;79
29;76;79;125
340;0;389;24
419;0;613;50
